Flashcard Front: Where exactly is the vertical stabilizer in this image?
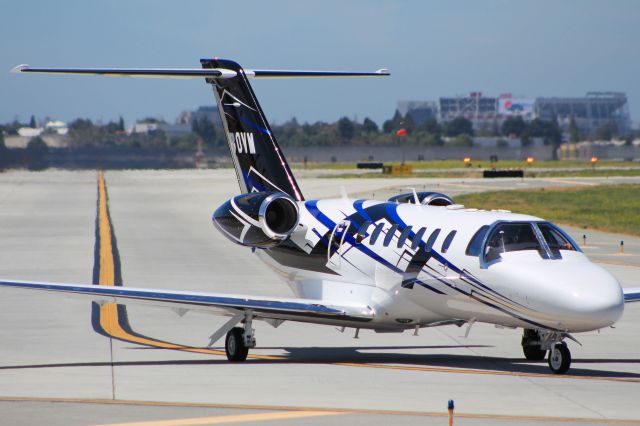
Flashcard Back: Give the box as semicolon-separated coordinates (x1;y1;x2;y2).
202;58;304;201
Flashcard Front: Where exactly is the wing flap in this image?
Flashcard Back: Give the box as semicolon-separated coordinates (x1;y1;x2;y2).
0;280;374;324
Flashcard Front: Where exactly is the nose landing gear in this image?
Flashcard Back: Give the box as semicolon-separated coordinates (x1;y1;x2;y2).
548;342;571;374
521;329;572;374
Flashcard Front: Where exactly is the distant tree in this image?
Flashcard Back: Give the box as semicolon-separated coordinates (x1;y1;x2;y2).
449;134;473;147
0;131;8;169
69;118;94;131
568;116;580;143
362;117;378;133
549;115;562;160
192;117;217;146
29;115;37;128
382;110;403;133
421;118;441;135
402;114;416;133
501;116;526;137
337;116;355;140
26;136;49;170
444;117;474;137
594;121;617;141
490;120;500;137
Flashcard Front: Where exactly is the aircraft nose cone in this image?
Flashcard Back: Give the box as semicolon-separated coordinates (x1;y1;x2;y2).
556;264;624;331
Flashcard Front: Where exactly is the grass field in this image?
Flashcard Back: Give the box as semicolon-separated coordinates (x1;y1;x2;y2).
455;184;640;236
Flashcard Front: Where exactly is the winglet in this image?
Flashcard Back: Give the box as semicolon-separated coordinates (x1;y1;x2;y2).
10;64;28;73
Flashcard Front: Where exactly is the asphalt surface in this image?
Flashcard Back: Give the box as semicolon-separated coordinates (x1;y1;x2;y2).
0;170;638;425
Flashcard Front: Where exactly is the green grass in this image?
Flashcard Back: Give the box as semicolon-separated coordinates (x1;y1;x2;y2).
455;184;640;236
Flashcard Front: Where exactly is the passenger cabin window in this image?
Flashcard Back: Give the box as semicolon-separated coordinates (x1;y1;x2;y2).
484;223;543;262
425;228;441;251
466;225;490;256
397;226;412;248
411;227;427;250
441;230;457;253
369;223;385;245
383;224;399;247
538;223;576;255
355;221;372;244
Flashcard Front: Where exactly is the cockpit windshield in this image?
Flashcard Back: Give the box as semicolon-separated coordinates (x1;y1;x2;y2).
484;223;543;262
538;223;577;255
482;221;580;263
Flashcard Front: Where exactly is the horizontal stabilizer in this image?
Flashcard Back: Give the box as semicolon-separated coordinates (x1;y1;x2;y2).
11;65;389;80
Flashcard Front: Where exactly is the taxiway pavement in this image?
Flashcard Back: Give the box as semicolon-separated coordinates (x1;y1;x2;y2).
0;170;638;425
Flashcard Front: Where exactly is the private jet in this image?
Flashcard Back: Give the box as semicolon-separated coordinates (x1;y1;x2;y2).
3;58;638;374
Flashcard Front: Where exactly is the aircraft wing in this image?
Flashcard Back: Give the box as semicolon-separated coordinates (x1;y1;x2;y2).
623;287;640;303
0;279;374;324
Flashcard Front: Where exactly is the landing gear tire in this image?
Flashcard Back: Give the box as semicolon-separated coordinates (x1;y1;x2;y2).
225;327;249;362
548;343;571;375
521;329;546;361
523;345;547;361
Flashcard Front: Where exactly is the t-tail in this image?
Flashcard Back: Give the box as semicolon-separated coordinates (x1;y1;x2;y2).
10;59;389;201
202;59;302;200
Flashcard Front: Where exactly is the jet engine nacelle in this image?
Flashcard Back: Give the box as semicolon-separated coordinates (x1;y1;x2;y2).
388;191;454;206
212;192;299;248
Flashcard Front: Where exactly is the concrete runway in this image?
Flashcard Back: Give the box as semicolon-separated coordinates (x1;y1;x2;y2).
0;170;638;425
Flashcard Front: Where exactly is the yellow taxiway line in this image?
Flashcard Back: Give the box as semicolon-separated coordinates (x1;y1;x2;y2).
2;397;639;425
93;410;343;426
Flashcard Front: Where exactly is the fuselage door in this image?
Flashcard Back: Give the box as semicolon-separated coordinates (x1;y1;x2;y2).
327;219;350;269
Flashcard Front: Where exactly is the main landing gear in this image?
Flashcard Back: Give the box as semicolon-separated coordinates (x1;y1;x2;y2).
225;312;256;362
207;311;256;362
521;329;572;374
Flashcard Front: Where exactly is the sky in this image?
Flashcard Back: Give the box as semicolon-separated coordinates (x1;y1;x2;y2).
1;1;639;127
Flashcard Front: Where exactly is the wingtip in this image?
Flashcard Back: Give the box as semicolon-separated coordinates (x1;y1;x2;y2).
376;68;390;76
10;64;29;73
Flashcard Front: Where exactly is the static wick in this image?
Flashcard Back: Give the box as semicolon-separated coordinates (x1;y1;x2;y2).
448;399;455;426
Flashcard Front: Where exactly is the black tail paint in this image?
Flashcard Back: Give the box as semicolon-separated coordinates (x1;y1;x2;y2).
202;58;304;201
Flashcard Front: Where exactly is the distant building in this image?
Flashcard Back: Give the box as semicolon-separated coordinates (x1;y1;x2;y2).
438;93;499;131
398;91;632;136
397;101;438;124
17;127;43;137
129;121;159;134
45;120;68;135
535;92;630;136
177;106;221;127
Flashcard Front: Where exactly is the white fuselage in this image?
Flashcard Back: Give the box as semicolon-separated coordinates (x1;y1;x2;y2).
257;198;624;333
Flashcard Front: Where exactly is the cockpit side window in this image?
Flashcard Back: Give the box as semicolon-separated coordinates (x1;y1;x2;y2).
484;223;543;262
466;225;489;256
538;223;576;255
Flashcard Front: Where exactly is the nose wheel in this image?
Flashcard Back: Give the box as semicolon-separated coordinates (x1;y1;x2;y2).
521;329;573;374
548;343;571;374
